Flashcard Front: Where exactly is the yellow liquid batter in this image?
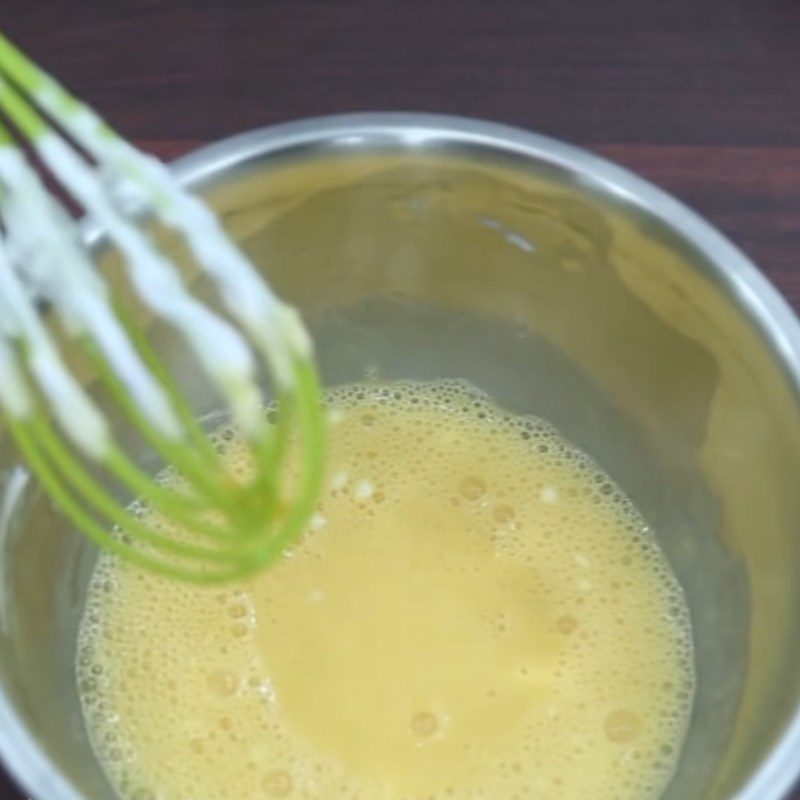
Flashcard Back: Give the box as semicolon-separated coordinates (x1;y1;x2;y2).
78;380;694;800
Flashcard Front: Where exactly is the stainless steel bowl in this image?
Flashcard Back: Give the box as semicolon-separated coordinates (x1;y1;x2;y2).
1;113;799;800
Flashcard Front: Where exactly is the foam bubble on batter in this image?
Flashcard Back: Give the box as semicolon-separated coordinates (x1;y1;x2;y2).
78;379;694;800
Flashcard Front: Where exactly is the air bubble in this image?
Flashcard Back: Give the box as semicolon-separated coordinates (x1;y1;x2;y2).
260;768;293;797
410;711;441;738
604;709;643;743
556;615;579;635
492;504;516;524
540;486;559;503
459;476;487;501
354;480;375;500
331;471;350;491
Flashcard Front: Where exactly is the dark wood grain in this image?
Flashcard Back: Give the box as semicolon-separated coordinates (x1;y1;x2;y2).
2;0;800;797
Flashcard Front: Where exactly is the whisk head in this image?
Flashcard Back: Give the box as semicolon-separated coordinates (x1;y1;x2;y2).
0;33;325;583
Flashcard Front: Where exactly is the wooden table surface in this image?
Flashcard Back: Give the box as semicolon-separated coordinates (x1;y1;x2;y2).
3;0;800;797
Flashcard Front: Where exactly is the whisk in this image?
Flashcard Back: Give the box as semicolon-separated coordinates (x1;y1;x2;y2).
0;33;325;583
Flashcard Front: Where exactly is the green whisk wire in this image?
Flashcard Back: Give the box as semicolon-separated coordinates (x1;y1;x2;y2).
0;31;327;584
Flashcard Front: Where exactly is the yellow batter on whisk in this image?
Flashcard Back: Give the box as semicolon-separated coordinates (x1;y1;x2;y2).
77;380;694;800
